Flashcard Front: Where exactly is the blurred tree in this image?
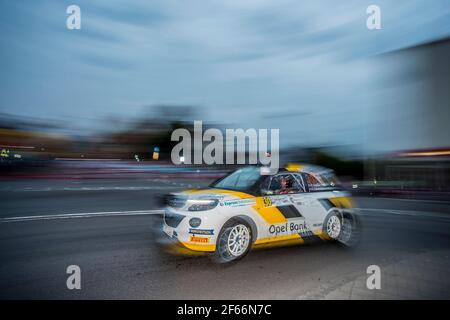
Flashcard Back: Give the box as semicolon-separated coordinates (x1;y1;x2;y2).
314;151;364;179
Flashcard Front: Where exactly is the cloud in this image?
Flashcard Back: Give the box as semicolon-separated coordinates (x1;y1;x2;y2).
0;0;449;149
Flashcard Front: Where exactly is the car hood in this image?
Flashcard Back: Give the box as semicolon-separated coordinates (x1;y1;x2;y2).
176;188;254;201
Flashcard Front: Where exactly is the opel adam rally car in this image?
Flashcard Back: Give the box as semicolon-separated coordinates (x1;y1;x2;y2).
162;164;361;263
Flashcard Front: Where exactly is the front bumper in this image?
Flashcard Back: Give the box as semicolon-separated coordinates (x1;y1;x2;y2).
162;209;217;252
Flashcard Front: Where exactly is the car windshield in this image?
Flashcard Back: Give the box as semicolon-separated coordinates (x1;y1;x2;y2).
211;167;263;192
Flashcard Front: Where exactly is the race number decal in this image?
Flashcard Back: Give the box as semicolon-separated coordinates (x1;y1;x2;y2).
263;197;272;207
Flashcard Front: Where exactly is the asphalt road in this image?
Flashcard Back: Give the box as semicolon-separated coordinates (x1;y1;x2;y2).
1;179;450;299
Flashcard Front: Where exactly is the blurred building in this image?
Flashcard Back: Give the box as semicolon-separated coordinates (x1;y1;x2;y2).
366;37;450;191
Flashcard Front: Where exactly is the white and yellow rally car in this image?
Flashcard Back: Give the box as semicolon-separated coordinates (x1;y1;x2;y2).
162;164;360;263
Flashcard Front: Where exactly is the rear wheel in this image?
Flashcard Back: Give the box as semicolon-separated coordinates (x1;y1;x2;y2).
324;209;361;247
213;220;252;263
326;214;342;239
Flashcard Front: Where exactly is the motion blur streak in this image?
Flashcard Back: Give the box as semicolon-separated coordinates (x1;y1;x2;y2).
0;0;449;299
0;209;164;223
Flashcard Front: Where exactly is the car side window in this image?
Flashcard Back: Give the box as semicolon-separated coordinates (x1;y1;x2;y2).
292;173;306;193
304;173;324;191
267;173;304;195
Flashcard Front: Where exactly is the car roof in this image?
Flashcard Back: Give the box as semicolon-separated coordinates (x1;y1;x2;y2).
284;163;334;175
251;163;335;176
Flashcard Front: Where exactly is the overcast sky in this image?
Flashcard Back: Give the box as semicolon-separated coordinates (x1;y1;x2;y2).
0;0;449;150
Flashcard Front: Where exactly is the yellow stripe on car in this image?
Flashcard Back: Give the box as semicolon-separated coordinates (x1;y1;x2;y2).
181;242;216;252
329;196;354;208
253;234;304;248
252;197;287;224
314;229;330;241
285;163;303;172
183;188;254;199
184;189;289;224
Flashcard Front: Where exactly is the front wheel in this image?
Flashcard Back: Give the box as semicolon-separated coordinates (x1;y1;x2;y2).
213;221;252;263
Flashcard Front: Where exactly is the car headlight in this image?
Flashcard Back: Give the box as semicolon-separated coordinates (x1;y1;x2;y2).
189;217;202;227
187;199;219;211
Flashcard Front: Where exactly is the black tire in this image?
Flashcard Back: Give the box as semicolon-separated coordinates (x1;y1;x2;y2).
323;209;361;247
212;219;252;263
340;211;362;247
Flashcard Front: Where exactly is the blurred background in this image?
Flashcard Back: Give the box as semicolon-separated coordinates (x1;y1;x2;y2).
1;0;449;199
1;0;450;300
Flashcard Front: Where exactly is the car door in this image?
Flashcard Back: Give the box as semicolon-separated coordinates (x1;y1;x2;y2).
288;173;326;233
259;173;311;238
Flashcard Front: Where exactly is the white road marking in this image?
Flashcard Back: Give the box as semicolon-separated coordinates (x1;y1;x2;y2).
2;208;449;224
5;186;181;192
371;197;450;204
0;209;164;223
357;208;450;220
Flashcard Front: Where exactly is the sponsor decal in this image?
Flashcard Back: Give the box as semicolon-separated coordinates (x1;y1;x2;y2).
291;195;315;206
222;199;255;207
190;236;210;243
268;220;310;237
313;223;323;228
298;229;315;238
262;197;272;207
189;228;214;235
266;195;292;206
209;194;226;200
